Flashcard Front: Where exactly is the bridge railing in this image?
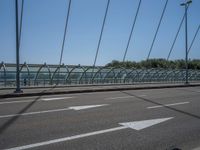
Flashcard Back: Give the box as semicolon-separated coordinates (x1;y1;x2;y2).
1;62;200;87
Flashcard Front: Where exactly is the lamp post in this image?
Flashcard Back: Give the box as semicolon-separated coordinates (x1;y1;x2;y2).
14;0;22;93
180;0;192;85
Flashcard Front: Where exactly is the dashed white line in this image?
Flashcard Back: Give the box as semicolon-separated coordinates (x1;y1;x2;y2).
41;97;74;101
0;104;108;119
105;94;146;100
0;100;36;105
147;102;190;109
105;96;133;100
0;108;70;119
0;97;74;105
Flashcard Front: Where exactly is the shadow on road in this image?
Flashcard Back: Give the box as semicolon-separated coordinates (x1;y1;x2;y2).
121;91;200;120
0;86;56;135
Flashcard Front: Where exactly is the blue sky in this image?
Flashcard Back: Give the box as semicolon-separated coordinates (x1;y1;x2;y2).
0;0;199;66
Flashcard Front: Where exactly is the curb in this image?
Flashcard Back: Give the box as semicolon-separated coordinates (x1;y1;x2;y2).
0;83;200;98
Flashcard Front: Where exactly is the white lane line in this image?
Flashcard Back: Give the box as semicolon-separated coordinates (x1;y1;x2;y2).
0;97;74;105
68;104;108;110
0;108;70;119
5;117;173;150
6;126;126;150
105;96;133;100
0;104;108;119
41;97;73;101
0;100;36;105
105;95;146;100
147;102;190;109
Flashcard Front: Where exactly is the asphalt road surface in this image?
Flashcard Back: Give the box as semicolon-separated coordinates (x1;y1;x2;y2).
1;86;200;150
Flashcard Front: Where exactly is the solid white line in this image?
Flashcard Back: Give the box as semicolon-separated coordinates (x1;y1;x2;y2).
147;102;190;109
105;96;133;100
41;97;74;101
6;126;126;150
0;108;70;119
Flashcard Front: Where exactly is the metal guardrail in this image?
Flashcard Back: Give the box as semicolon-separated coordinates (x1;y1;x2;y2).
1;62;200;87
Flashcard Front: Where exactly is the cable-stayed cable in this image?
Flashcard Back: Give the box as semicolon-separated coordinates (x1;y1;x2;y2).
147;0;168;60
167;13;185;60
56;0;71;85
122;0;142;62
93;0;110;67
188;25;200;54
59;0;72;66
19;0;24;48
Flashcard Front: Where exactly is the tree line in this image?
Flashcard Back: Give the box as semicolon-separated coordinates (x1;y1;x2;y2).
105;59;200;69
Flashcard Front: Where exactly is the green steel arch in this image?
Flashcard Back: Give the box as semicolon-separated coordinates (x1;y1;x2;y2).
65;65;86;84
20;62;30;86
114;67;128;83
34;63;51;85
91;67;112;84
0;62;6;87
124;68;139;83
51;64;69;85
103;67;117;83
79;66;101;84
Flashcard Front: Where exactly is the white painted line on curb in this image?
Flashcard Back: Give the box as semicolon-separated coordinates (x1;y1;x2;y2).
41;97;74;101
5;117;173;150
105;96;133;100
147;102;189;109
0;104;108;119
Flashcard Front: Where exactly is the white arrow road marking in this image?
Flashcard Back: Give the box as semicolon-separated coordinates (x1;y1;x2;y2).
0;97;75;105
0;104;108;119
5;117;173;150
119;117;173;130
147;102;189;109
69;104;108;110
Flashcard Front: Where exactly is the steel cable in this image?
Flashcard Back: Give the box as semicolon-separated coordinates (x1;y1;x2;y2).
122;0;142;62
19;0;24;49
57;0;72;85
93;0;110;67
59;0;72;66
188;25;200;54
147;0;168;60
167;13;185;60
